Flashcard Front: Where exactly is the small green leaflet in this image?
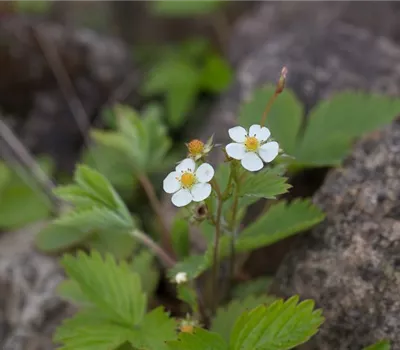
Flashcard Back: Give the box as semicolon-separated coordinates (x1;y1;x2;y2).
171;216;190;259
363;340;391;350
211;295;276;343
231;277;274;299
167;328;227;350
230;296;324;350
150;0;222;17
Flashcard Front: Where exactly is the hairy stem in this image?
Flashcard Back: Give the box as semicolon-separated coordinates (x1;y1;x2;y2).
260;91;279;127
130;229;175;268
138;174;175;258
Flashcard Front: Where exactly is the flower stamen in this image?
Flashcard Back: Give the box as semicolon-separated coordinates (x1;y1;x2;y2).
244;136;259;152
180;172;196;188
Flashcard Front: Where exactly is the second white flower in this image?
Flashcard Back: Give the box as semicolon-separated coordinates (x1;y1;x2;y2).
163;158;214;207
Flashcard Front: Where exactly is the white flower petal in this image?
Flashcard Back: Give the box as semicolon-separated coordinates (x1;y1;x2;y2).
241;152;263;172
258;141;279;163
195;163;214;183
176;158;196;173
163;171;181;194
171;189;192;207
175;272;187;284
249;124;271;142
226;143;246;160
228;126;247;142
191;183;212;202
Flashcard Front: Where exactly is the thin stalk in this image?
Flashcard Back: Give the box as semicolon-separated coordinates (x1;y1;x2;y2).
260;91;279;127
130;229;175;268
138;174;175;258
228;182;240;288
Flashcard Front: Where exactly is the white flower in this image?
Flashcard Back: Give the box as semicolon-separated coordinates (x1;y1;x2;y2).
163;158;214;207
175;272;188;284
225;124;279;172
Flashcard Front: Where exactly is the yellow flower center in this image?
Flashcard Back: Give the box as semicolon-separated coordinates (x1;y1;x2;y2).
180;172;196;188
245;136;259;152
187;139;204;156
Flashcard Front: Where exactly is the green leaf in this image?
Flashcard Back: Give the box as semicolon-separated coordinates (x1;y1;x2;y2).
200;54;232;93
0;161;53;230
296;92;400;166
230;296;324;350
130;250;160;296
364;340;391;350
232;277;274;299
171;217;190;259
168;254;208;280
167;328;227;350
35;223;93;252
211;295;276;343
61;251;146;327
54;309;132;350
236;199;325;253
177;284;198;312
150;0;222;17
56;279;92;307
129;307;177;350
239;167;291;199
239;86;303;155
88;230;136;260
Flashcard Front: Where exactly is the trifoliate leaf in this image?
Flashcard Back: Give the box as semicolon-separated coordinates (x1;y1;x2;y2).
239;167;291;199
130;250;160;296
171;217;190;259
239;86;303;155
150;0;222;17
230;296;324;350
295;92;400;166
61;251;146;327
54;309;132;350
211;295;276;343
129;307;177;350
56;279;92;307
167;328;227;350
200;54;233;93
35;223;93;252
236;199;325;253
364;340;391;350
232;277;274;299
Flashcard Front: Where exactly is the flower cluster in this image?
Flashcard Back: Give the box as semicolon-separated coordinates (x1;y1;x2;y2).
163;124;279;207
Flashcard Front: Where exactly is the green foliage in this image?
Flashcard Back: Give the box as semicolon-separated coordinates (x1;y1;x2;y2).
239;86;400;167
56;279;92;307
171;216;190;259
168;199;324;281
150;0;222;17
141;41;232;128
167;328;227;350
230;296;324;350
231;277;274;299
364;340;391;350
14;0;52;14
36;165;135;254
130;250;160;296
0;158;53;230
55;251;177;350
211;295;276;342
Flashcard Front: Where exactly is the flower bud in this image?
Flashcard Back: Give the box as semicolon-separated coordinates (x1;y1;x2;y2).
187;139;204;157
276;66;288;94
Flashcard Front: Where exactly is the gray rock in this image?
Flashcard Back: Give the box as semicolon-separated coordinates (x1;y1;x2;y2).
275;123;400;349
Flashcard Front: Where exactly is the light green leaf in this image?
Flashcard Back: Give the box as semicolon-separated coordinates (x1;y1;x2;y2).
167;328;227;350
168;254;208;280
129;307;177;350
296;92;400;166
54;309;131;350
177;284;198;312
171;217;190;259
211;295;276;343
131;250;160;296
35;223;93;253
232;277;274;299
363;340;391;350
61;251;146;327
236;199;325;253
200;54;232;93
150;0;222;17
88;230;136;260
56;279;92;307
239;86;303;155
239;167;291;199
230;296;324;350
